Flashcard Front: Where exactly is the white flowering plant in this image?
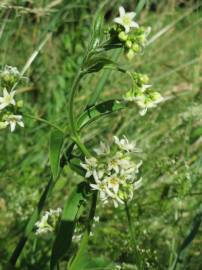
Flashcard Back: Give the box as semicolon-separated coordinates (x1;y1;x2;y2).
0;65;24;132
6;6;163;270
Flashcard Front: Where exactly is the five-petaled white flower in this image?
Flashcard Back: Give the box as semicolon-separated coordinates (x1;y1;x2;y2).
106;174;120;194
94;141;110;156
114;135;139;152
80;157;98;178
0;88;16;110
35;212;53;235
4;114;24;132
35;208;62;235
114;6;139;33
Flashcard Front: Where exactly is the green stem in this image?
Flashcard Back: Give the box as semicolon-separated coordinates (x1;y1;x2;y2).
68;70;91;157
68;71;83;137
124;201;143;269
87;191;98;233
23;113;65;133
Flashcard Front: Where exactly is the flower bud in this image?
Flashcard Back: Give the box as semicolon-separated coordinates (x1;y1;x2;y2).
132;43;140;52
0;121;7;130
125;40;132;48
140;74;149;84
118;31;128;41
17;100;23;108
126;49;135;61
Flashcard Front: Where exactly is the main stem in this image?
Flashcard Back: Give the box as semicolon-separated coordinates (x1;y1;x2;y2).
68;70;90;157
124;201;143;269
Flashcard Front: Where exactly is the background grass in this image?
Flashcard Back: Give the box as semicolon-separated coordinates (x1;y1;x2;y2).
0;0;202;269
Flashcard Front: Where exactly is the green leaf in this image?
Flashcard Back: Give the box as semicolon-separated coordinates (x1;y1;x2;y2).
84;56;117;74
77;99;126;130
91;13;103;49
50;182;88;270
49;130;64;179
69;232;89;270
87;49;121;107
69;158;86;177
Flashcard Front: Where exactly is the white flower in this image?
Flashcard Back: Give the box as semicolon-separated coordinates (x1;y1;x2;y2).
90;180;109;202
114;135;139;152
112;194;124;208
141;84;152;92
35;212;53;235
105;174;120;194
107;153;122;173
136;92;163;116
94;216;100;223
4;114;24;132
80;157;98;178
0;88;16;110
94;142;110;156
114;6;139;33
49;208;62;217
35;208;62;236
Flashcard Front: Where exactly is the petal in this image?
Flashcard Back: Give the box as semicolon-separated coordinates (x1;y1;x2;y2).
0;104;6;110
80;163;87;169
127;12;136;19
11;91;16;97
113;17;123;25
139;108;147;116
124;25;130;33
11;99;16;105
10;122;16;132
85;171;92;178
131;21;139;28
90;184;98;190
18;121;24;127
119;6;125;17
114;184;119;193
3;88;8;96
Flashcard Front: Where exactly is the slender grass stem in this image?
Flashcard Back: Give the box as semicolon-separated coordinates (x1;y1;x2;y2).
124;201;143;270
23;113;65;133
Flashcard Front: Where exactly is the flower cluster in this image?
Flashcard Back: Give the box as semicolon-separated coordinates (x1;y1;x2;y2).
35;208;62;235
0;65;24;132
109;6;151;60
81;136;142;208
124;72;163;115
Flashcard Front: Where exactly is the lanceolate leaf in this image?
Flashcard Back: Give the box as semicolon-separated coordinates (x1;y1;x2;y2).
69;232;89;270
77;99;126;130
50;182;89;270
49;130;64;179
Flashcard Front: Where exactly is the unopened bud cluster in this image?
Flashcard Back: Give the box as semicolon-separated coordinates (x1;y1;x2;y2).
124;72;163;115
0;65;24;132
81;136;142;208
35;208;62;235
108;6;151;60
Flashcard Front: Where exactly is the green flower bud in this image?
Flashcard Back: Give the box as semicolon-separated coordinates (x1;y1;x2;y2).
150;91;163;102
125;40;132;48
118;31;128;41
126;49;135;61
17;100;24;108
140;74;149;84
132;43;140;53
0;121;7;130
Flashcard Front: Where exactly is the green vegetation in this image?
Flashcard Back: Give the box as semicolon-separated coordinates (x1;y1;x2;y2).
0;1;201;269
